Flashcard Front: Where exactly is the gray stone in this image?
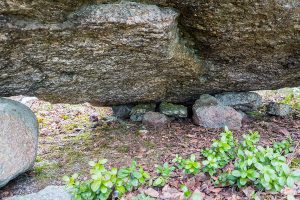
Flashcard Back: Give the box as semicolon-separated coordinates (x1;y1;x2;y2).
130;103;156;122
267;102;291;117
192;96;243;130
112;105;133;119
142;112;168;128
0;98;38;188
159;102;187;118
194;94;220;107
0;1;299;105
7;185;71;200
215;92;263;112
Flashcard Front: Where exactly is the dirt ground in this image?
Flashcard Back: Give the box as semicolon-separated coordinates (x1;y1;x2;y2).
1;89;300;199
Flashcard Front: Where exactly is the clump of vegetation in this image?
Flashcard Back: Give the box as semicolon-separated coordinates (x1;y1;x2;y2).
152;162;175;187
273;137;293;155
172;154;201;175
64;127;300;199
281;92;300;110
208;130;300;192
201;127;236;176
63;159;150;200
180;184;192;198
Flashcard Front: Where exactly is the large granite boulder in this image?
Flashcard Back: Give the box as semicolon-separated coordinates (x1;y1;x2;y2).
0;98;38;188
0;1;299;105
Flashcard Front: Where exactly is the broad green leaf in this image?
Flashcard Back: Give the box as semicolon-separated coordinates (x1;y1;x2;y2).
91;181;101;192
292;169;300;177
111;167;118;175
100;185;108;193
287;176;295;187
132;179;139;187
153;177;163;186
232;170;241;177
133;171;142;179
264;174;270;182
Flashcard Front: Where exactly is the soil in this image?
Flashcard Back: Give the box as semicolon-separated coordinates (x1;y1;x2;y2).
0;90;300;200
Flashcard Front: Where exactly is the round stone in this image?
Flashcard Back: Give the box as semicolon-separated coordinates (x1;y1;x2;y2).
0;98;38;188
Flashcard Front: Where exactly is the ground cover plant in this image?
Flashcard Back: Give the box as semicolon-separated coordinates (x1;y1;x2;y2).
64;127;300;199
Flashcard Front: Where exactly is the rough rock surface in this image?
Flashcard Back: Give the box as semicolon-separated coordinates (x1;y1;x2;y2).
112;105;133;119
0;1;299;105
267;102;291;116
159;102;187;118
192;95;243;130
142;112;168;128
0;98;38;188
130;103;156;122
215;92;263;112
7;186;71;200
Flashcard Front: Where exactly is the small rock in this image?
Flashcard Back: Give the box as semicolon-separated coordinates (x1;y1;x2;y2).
130;103;156;122
161;185;185;200
112;105;133;119
194;94;220;107
267;102;291;117
215;92;262;112
144;188;160;198
159;102;188;118
193;95;243;130
0;98;38;188
142;112;168;128
7;186;71;200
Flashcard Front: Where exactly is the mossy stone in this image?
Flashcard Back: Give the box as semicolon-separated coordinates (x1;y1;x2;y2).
159;102;187;118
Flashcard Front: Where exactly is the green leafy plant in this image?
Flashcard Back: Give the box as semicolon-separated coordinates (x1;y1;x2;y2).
201;127;236;176
132;193;155;200
180;184;192;198
118;161;150;192
273;137;293;155
281;93;300;110
63;159;150;200
153;162;175;187
220;132;300;192
172;154;201;175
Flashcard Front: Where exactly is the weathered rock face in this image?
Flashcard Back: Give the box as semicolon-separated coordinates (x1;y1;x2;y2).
0;0;299;105
142;111;169;128
7;185;71;200
215;92;262;112
0;98;38;188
